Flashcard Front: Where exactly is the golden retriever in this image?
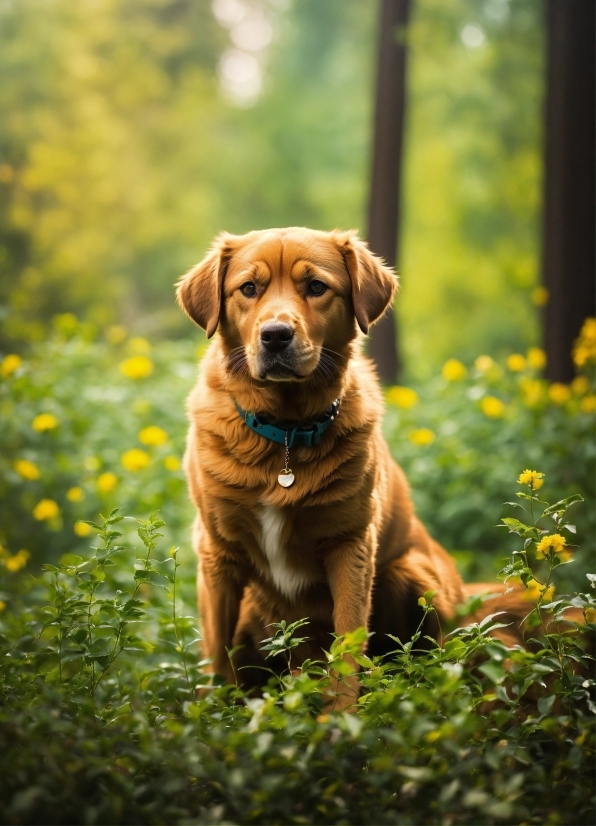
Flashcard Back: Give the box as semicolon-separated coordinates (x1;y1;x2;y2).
176;227;520;711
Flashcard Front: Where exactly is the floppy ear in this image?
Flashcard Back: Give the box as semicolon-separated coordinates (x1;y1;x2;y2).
334;231;398;334
176;233;236;338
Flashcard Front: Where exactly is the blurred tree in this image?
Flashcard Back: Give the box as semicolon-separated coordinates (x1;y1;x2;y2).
541;0;595;383
399;0;545;379
367;0;411;385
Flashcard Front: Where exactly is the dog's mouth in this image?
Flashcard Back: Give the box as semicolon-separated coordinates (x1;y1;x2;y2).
258;353;305;381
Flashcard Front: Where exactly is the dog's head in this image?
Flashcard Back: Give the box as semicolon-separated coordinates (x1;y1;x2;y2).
177;228;397;382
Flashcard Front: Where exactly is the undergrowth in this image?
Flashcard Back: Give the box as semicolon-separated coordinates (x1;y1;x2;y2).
0;475;594;825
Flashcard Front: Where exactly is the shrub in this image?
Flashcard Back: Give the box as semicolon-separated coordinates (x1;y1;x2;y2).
0;476;594;825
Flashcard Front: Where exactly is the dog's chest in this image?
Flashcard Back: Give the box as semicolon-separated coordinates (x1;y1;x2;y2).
258;504;318;600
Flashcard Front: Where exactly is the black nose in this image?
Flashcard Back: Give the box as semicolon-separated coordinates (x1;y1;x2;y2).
260;322;294;352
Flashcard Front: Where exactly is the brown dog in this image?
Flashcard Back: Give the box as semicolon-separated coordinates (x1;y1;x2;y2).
176;227;509;710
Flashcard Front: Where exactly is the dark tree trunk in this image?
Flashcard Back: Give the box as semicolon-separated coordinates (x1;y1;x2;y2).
366;0;411;385
541;0;595;382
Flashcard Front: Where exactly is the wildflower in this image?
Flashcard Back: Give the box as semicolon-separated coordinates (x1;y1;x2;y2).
506;353;526;372
66;486;85;502
517;469;544;490
571;376;589;396
119;356;153;379
14;459;40;480
480;396;504;418
97;472;118;493
442;359;467;381
386;386;418;409
409;428;435;446
548;383;571;405
139;425;168;446
474;355;494;373
128;336;151;354
33;499;59;521
4;550;30;572
1;354;22;377
0;601;5;612
527;347;546;370
32;413;59;431
164;455;181;471
121;448;150;471
536;534;566;555
74;521;92;537
106;325;127;345
572;317;596;368
580;395;596;414
531;286;548;306
519;378;543;407
523;579;555;602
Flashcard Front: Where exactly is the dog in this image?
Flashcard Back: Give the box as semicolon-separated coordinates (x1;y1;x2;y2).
176;227;522;711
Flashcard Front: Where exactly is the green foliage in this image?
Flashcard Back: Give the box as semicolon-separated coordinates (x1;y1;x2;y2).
0;475;594;824
0;0;546;378
384;355;595;588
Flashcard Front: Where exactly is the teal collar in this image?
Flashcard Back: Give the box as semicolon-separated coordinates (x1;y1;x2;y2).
235;398;340;447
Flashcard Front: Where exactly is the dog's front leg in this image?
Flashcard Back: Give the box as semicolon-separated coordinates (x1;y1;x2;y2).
323;532;375;713
198;545;246;685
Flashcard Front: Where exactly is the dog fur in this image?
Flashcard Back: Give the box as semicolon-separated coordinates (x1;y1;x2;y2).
176;227;518;710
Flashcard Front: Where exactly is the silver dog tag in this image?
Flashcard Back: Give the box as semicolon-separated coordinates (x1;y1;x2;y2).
278;469;295;487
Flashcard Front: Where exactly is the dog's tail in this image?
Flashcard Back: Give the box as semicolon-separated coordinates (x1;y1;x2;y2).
460;581;588;649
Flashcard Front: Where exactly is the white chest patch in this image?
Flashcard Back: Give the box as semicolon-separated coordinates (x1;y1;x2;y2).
258;505;313;601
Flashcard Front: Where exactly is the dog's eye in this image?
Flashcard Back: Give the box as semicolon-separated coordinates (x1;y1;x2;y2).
308;280;327;296
240;282;257;297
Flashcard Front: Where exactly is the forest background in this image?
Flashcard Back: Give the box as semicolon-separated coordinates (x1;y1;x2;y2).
0;0;545;378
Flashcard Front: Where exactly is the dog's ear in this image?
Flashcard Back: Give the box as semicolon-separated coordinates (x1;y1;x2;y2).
176;233;237;338
334;231;398;334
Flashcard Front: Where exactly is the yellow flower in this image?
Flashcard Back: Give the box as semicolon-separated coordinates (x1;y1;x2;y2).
409;428;435;446
474;355;494;373
97;472;118;493
527;347;546;370
0;600;5;612
121;448;150;472
128;336;152;354
14;459;40;480
536;534;566;555
523;578;555;602
530;286;549;306
33;499;59;521
517;469;544;490
572;318;596;368
139;425;168;446
580;395;596;414
571;376;589;396
164;455;181;471
106;324;127;345
386;386;419;409
518;378;543;408
4;550;30;573
548;383;571;405
442;359;467;381
32;413;59;431
66;486;85;502
506;353;526;372
74;521;92;537
480;396;504;418
1;354;22;377
119;356;153;379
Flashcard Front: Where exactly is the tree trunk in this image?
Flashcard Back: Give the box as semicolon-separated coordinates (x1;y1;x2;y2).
541;0;595;382
366;0;411;385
